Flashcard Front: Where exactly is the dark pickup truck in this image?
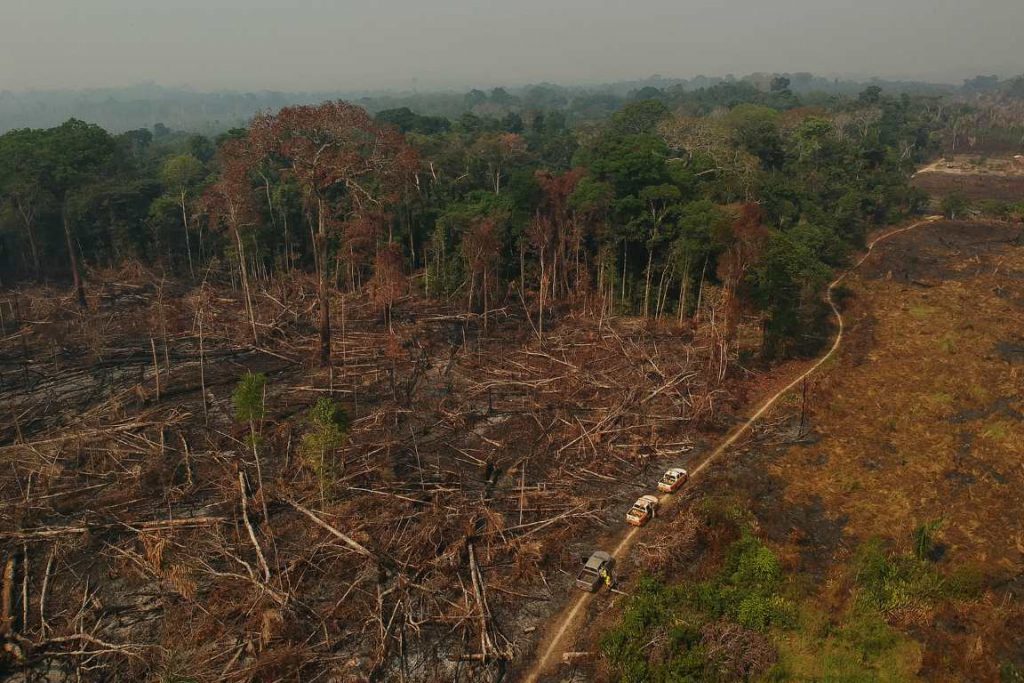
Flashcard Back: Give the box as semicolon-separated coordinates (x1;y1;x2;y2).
576;551;614;592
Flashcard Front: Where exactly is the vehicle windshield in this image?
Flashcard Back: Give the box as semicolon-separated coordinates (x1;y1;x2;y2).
660;473;676;483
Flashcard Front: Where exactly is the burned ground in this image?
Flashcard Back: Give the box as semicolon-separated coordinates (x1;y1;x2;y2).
0;267;777;681
912;173;1024;203
912;155;1024;203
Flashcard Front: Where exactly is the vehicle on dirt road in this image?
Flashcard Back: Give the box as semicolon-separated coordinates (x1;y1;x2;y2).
576;551;614;592
657;467;688;493
625;494;659;527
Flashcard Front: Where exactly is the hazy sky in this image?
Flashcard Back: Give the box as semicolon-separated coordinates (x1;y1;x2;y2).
2;0;1022;91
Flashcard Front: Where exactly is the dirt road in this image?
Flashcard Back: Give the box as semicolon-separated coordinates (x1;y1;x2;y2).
520;215;942;683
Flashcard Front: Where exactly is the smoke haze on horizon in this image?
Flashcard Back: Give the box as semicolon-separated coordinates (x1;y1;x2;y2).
2;0;1022;92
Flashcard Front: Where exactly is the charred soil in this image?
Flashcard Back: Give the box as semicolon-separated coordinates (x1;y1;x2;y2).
0;268;783;682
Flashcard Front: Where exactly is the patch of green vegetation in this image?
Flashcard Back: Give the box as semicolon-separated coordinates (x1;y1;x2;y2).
908;305;938;320
600;577;707;682
233;371;268;450
854;536;980;614
981;419;1013;442
939;334;957;354
698;496;756;528
697;532;797;630
940;192;971;219
601;532;792;681
774;607;922;682
912;519;942;561
299;397;350;497
855;539;945;612
770;526;980;683
976;199;1010;218
967;383;992;403
232;371;267;424
603;515;986;682
1001;662;1024;682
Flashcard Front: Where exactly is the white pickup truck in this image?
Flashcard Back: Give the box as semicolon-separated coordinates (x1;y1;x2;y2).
625;494;659;527
657;467;689;493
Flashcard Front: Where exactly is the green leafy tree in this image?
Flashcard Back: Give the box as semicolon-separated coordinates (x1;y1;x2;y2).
750;225;833;358
46;120;117;307
610;99;671;136
941;192;970;219
0;120;114;303
671;200;728;322
160;154;205;278
68;177;161;264
725;104;786;170
637;183;683;316
0;128;53;278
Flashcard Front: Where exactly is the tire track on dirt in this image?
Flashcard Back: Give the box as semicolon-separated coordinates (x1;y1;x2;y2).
521;215;942;683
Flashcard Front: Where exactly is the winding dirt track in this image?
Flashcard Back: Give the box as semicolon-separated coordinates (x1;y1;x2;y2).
521;215;942;683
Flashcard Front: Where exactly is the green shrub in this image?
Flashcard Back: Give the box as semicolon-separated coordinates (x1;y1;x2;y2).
1001;662;1024;682
299;397;349;489
699;532;795;630
940;192;970;219
232;371;267;424
1010;202;1024;221
840;608;898;660
976;199;1010;218
912;518;943;561
600;577;717;682
946;564;985;599
854;538;952;613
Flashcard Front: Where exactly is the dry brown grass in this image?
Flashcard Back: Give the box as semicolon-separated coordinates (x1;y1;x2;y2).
762;219;1024;678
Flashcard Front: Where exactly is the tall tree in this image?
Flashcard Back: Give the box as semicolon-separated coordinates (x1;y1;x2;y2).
470;133;528;195
248;102;417;366
0;128;51;278
160;154;205;278
45;120;116;308
202;140;260;343
461;214;502;322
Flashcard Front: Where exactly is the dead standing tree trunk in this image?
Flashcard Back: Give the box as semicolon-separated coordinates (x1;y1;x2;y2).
178;190;195;280
315;197;332;367
14;198;41;279
462;215;501;332
200;140;260;345
62;202;87;309
232;223;258;344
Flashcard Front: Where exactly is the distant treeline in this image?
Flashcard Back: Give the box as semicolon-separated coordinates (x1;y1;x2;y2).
4;71;1004;135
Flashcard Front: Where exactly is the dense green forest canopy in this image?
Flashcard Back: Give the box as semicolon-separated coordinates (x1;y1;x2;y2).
1;75;1022;359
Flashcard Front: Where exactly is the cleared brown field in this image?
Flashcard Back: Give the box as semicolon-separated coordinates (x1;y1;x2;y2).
761;219;1024;677
912;155;1024;202
912;172;1024;202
